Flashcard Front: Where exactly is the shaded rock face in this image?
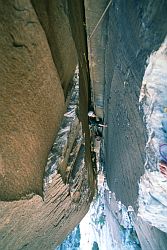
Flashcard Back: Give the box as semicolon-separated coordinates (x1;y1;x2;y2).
67;0;94;188
85;0;167;249
101;0;167;249
85;0;109;119
103;0;167;208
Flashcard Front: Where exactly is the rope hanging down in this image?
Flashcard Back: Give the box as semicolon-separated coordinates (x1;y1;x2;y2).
88;0;112;40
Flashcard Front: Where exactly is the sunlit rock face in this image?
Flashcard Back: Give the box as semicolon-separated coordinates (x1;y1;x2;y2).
0;1;94;249
0;74;92;250
0;0;66;201
138;37;167;233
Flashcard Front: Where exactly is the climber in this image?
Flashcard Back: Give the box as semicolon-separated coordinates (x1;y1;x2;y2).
88;111;108;128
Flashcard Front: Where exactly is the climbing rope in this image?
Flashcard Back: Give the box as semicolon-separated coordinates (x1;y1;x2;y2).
87;0;112;113
88;0;112;41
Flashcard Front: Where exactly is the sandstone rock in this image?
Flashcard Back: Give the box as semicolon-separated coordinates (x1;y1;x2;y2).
0;1;94;249
0;0;66;200
31;0;77;96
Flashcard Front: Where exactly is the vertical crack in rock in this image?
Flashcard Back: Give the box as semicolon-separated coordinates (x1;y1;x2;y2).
44;69;82;185
31;0;77;96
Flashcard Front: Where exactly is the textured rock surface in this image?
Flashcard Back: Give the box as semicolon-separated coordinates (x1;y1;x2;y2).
85;0;109;119
0;1;94;249
1;0;166;249
102;1;167;249
0;0;65;200
0;174;90;250
86;0;167;249
68;0;94;188
31;0;77;96
134;217;167;250
103;0;167;208
0;81;93;249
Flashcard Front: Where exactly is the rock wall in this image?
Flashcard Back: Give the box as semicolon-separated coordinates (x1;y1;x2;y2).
0;0;66;201
0;0;94;249
31;0;77;96
0;0;78;201
85;0;109;119
68;0;94;187
102;0;167;249
104;0;167;208
85;0;167;249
